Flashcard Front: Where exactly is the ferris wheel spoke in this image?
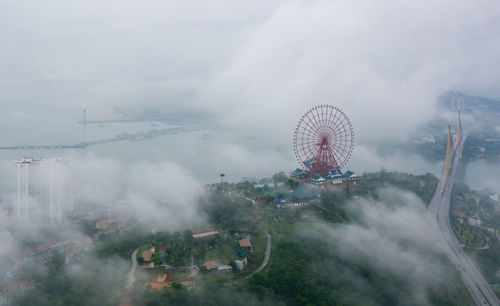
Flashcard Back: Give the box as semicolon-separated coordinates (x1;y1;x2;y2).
332;136;352;152
305;148;317;162
304;112;321;134
301;145;317;158
297;124;316;136
327;107;340;132
303;113;319;132
330;142;349;163
297;133;318;144
321;106;329;127
326;147;340;168
299;142;319;151
299;139;321;146
300;119;320;136
309;108;324;132
301;114;316;133
302;147;319;167
314;107;325;130
300;138;319;155
300;139;320;150
330;145;347;163
320;105;328;127
325;108;336;131
299;132;317;143
331;113;344;137
332;120;350;138
333;141;351;155
297;127;319;139
332;132;347;145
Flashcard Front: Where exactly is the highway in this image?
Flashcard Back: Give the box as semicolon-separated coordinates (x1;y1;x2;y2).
427;131;499;305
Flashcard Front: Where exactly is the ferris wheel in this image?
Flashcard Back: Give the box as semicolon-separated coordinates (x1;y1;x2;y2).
293;105;354;176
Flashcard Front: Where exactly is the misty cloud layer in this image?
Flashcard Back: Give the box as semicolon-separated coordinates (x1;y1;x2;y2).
303;187;449;304
1;1;500;144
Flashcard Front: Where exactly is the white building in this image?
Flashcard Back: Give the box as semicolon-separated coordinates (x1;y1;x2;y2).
468;216;481;227
14;157;73;225
235;257;247;271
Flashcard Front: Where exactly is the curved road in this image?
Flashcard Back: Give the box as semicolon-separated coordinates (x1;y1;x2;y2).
244;231;272;280
126;248;139;291
428;132;499;305
254;231;272;274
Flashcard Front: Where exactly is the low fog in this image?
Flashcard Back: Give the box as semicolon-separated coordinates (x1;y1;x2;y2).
303;187;453;304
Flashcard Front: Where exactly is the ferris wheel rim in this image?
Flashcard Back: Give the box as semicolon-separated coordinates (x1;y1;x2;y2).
293;104;354;172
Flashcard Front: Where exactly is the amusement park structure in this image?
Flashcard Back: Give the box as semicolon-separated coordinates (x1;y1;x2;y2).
292;105;359;187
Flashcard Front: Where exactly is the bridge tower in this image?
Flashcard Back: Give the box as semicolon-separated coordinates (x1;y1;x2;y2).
442;125;453;191
456;111;461;148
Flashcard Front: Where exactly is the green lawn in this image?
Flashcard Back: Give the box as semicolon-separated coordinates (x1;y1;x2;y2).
137;244;152;261
203;240;238;264
452;221;486;248
252;233;266;261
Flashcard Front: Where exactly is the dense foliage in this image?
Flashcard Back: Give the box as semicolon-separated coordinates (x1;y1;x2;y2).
363;171;438;204
247;224;460;306
138;282;278;306
14;253;126;306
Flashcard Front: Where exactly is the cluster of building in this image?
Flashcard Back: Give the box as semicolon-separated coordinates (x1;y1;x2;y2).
95;216;131;237
276;202;309;209
0;281;31;306
0;237;93;306
201;238;253;276
292;168;360;192
454;210;482;227
201;260;232;276
138;234;255;290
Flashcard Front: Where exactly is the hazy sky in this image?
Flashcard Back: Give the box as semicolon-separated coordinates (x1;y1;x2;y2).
1;0;500;143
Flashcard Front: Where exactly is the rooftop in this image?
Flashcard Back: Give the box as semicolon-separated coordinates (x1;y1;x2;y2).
142;250;154;262
192;230;219;239
238;239;252;248
341;170;359;178
203;260;219;271
237;249;246;258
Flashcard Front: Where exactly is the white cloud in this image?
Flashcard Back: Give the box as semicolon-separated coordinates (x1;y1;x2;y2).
306;187;449;304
